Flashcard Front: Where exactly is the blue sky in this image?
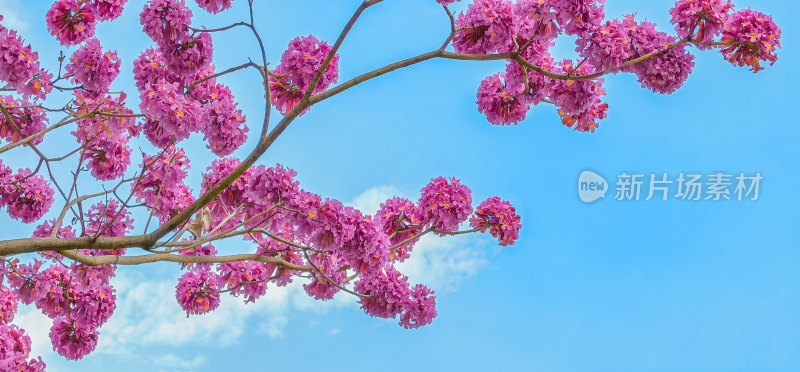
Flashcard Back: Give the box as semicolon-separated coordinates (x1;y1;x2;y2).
1;0;799;371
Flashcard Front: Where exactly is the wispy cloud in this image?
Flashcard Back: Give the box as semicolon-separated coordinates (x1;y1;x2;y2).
0;0;29;32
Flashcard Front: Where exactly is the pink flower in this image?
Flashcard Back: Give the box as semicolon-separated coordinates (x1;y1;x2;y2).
140;79;204;145
247;164;300;207
46;0;97;46
303;199;360;251
554;0;605;38
265;250;303;287
269;35;339;115
627;17;695;94
0;96;47;146
0;324;36;368
576;18;635;73
66;38;121;95
5;260;42;305
49;318;98;360
303;251;347;300
133;48;169;91
436;0;461;5
399;284;437;329
140;0;193;46
176;269;221;315
72;93;138;144
201;158;253;233
504;52;555;105
376;197;422;262
476;72;532;126
160;32;213;78
70;285;116;329
721;9;781;73
355;266;411;319
453;0;516;54
418;176;473;232
196;83;248;156
217;261;269;302
179;243;217;271
0;287;17;325
19;69;53;101
84;137;132;181
0;26;52;99
550;59;607;132
341;216;391;274
33;219;76;239
85;200;133;239
515;0;560;42
670;0;733;47
196;0;233;14
31;265;72;319
132;146;196;224
1;169;55;224
69;265;115;291
470;196;522;246
92;0;128;21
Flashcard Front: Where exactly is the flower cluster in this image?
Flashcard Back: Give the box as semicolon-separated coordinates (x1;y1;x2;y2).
721;9;781;72
93;0;128;21
470;196;522;246
303;251;347;300
269;35;340;115
196;0;234;14
193;82;248;156
66;38;121;96
132;42;248;153
46;0;97;46
0;96;48;145
131;146;195;224
627;16;696;94
670;0;734;47
84;200;134;240
140;0;193;46
217;261;269;302
453;0;516;54
554;0;605;38
355;267;437;329
514;0;560;42
3;256;118;361
140;79;204;143
454;0;779;130
0;323;45;371
419;176;474;232
551;59;607;132
476;72;532;126
0;165;55;224
176;270;221;315
72;93;138;181
377;198;422;262
0;25;53;100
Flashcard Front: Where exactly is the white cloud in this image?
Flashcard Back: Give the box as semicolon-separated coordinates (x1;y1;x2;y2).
396;234;487;292
326;328;341;337
347;185;402;215
152;354;207;372
15;305;57;360
0;0;29;32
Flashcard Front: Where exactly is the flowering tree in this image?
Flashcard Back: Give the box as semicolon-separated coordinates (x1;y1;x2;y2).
0;0;781;368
